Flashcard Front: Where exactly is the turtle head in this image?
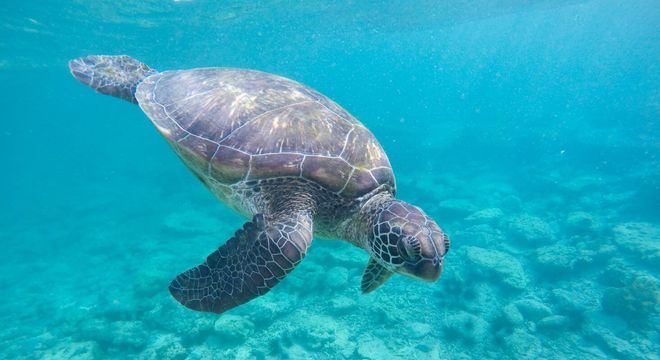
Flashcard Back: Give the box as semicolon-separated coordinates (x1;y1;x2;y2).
69;55;155;103
363;199;449;291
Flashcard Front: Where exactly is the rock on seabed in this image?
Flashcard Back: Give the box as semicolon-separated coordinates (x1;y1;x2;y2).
465;246;529;290
508;214;554;245
612;222;660;263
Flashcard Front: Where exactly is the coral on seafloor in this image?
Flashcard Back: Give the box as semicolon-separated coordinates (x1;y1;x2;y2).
464;246;529;290
213;315;255;342
5;148;660;360
612;222;660;263
442;311;490;344
502;329;542;358
564;211;598;235
586;326;652;360
513;298;553;321
507;214;555;245
535;243;579;272
602;273;660;327
464;208;504;225
551;285;600;315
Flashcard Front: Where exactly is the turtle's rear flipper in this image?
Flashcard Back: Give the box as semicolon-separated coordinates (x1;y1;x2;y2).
169;212;313;314
68;55;155;104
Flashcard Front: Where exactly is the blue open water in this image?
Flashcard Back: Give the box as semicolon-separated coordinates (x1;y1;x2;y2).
1;1;658;359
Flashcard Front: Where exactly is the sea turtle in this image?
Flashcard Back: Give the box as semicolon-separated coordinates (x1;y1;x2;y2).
69;55;450;314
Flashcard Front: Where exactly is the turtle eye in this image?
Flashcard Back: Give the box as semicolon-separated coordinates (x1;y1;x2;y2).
443;233;450;255
398;236;421;260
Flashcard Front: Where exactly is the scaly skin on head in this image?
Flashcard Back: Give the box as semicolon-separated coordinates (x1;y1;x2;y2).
68;55;156;103
342;190;450;284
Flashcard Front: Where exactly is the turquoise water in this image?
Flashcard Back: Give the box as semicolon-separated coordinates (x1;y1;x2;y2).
2;0;659;358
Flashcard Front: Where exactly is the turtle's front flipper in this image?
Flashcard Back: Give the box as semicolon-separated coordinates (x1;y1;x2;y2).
169;211;313;314
361;258;393;294
68;55;155;104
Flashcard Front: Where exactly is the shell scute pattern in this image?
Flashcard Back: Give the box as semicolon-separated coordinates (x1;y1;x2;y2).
249;153;304;180
136;68;395;197
210;146;249;183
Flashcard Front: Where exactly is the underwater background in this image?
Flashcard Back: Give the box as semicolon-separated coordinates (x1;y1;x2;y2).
1;0;658;359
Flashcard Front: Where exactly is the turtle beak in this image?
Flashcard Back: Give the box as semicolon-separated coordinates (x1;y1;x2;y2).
398;257;442;282
69;57;94;87
415;257;442;282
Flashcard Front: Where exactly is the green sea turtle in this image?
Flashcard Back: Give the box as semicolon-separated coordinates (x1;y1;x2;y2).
69;55;450;314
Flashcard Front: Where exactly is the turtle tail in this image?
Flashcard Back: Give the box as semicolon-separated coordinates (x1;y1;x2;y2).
68;55;156;104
